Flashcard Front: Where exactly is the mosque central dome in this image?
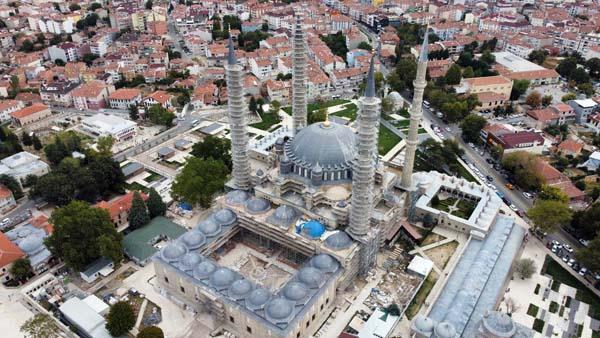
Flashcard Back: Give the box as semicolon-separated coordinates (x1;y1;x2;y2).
288;122;356;169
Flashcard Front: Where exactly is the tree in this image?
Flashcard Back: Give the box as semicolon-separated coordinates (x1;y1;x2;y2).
357;41;372;51
587;57;600;79
69;3;81;11
462;66;474;78
54;58;65;66
147;104;175;127
510;80;530;100
249;96;257;113
145;0;153;10
381;96;394;114
513;258;536;279
502;152;545;191
556;57;578;78
528;50;548;65
525;91;542;108
46;200;123;270
190;135;232;169
172;157;229;208
570;203;600;240
460;114;487;143
490;145;503;160
539;185;569;203
147;188;166;218
106;301;135;337
88;2;102;11
444;64;462;85
320;31;348;59
87;156;125;196
129;105;139;121
308;108;327;124
21;130;32;146
561;93;576;102
576;237;600;273
84;13;99;27
571;67;590;84
527;199;572;233
0;174;23;199
10;257;32;281
95;136;114;157
21;39;33;52
128;191;150;230
44;137;69;166
20;313;61;338
480;50;495;65
32;134;43;150
542;95;553;107
82;53;98;66
137;326;164;338
578;83;595;97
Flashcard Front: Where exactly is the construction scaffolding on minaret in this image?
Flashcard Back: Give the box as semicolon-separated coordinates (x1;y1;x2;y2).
292;12;308;134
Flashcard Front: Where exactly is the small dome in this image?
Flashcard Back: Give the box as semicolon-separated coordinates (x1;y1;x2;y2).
212;208;237;226
312;163;323;173
265;298;294;322
246;288;270;310
180;252;203;271
195;219;221;237
297;267;324;288
229;279;253;300
181;231;206;250
387;91;402;103
270;205;298;225
276;137;285;145
281;155;290;163
161;242;187;262
302;220;325;238
17;228;32;238
210;267;237;289
324;231;353;250
256;169;264;176
434;321;457;338
310;254;338;273
18;235;44;254
245;198;271;214
225;190;250;205
282;282;309;301
193;261;216;280
414;316;435;333
482;312;517;336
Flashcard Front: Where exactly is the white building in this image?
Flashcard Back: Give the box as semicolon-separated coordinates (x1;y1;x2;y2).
0;152;50;185
59;297;112;338
0;100;24;123
81;113;137;142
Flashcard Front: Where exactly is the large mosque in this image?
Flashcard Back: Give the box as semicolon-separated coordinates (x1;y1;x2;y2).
153;15;530;338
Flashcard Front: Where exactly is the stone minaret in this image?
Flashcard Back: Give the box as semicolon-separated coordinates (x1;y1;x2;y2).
225;37;251;190
292;13;307;134
348;57;380;238
400;28;429;190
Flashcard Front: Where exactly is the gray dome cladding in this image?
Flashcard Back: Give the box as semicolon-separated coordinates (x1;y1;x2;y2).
324;231;353;250
195;218;221;237
288;122;356;169
212;208;237;226
193;260;217;280
226;190;250;205
244;198;271;214
161;242;187;262
297;267;324;288
265;298;294;321
229;279;253;299
181;230;206;249
246;288;270;310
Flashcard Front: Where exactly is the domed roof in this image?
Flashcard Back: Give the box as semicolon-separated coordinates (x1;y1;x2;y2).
229;279;253;300
212;208;237;226
193;260;217;280
18;234;44;254
195;219;221;237
244;198;271;214
161;242;187;262
297;267;324;288
387;91;402;103
482;312;517;336
414;316;435;333
434;321;457;338
209;267;237;289
282;282;309;301
265;298;294;322
270;205;298;226
310;254;338;273
17;228;32;238
225;190;250;205
312;163;323;173
246;288;270;310
180;252;203;270
324;231;353;251
302;220;325;238
180;231;206;250
287;122;356;169
256;169;264;176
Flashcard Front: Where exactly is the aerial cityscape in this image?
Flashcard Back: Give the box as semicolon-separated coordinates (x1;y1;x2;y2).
0;0;599;338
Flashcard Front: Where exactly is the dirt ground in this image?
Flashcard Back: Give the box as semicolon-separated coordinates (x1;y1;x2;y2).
424;241;459;269
421;233;446;246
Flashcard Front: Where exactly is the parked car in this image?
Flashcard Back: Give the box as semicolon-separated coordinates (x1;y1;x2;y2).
562;255;569;262
505;183;515;190
522;192;533;199
563;244;573;253
516;210;524;217
579;268;587;276
468;142;475;148
509;204;518;212
568;258;576;267
486;175;493;181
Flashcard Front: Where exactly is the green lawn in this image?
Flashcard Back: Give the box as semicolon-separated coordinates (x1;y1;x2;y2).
378;124;402;155
332;103;358;121
143;170;163;183
542;255;600;319
250;111;280;130
455;199;477;218
405;272;437;319
282;99;350;116
455;162;477;182
126;182;149;193
398;109;410;118
431;197;458;213
534;284;541;295
394;119;411;128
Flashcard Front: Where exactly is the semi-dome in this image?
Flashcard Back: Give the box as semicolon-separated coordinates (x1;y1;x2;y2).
18;234;44;254
282;282;309;301
324;231;353;251
244;198;271;214
229;279;253;300
482;312;517;337
195;219;221;237
310;254;338;273
434;321;457;338
161;242;187;262
210;267;237;289
212;208;237;226
414;316;435;333
225;190;250;205
265;298;294;322
246;288;270;310
286;122;356;171
180;252;203;271
193;260;217;280
297;267;324;288
180;231;206;250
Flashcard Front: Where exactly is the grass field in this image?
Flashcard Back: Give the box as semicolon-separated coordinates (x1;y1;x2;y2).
378;124;402;155
282;99;350;116
250;111;280;130
332;103;358;121
405;271;438;319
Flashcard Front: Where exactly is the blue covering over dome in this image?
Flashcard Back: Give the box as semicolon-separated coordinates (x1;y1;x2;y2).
300;220;325;238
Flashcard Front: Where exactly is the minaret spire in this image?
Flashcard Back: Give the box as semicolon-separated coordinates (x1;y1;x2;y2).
225;36;251;190
292;12;307;134
348;55;380;238
400;26;429;190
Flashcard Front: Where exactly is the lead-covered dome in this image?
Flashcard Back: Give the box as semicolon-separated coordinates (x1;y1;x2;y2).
161;242;187;262
212;208;237;226
324;231;353;251
225;190;250;205
180;252;203;271
310;254;338;273
229;279;253;300
246;288;270;310
265;298;294;323
434;321;457;338
268;205;298;227
209;267;237;290
180;231;206;250
244;198;271;214
18;234;44;254
282;282;309;302
297;267;324;288
414;316;435;333
195;218;221;237
193;260;216;280
482;312;517;337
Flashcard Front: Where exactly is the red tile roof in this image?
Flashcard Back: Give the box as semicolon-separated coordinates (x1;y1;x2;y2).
557;139;583;154
0;232;25;268
95;191;148;221
10;103;49;119
0;185;12;199
109;88;141;100
497;131;544;148
528;108;558;122
30;214;53;234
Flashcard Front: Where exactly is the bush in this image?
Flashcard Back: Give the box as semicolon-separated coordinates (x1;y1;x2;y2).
533;318;545;333
105;301;135;336
549;301;559;313
527;303;539;317
534;284;541;295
